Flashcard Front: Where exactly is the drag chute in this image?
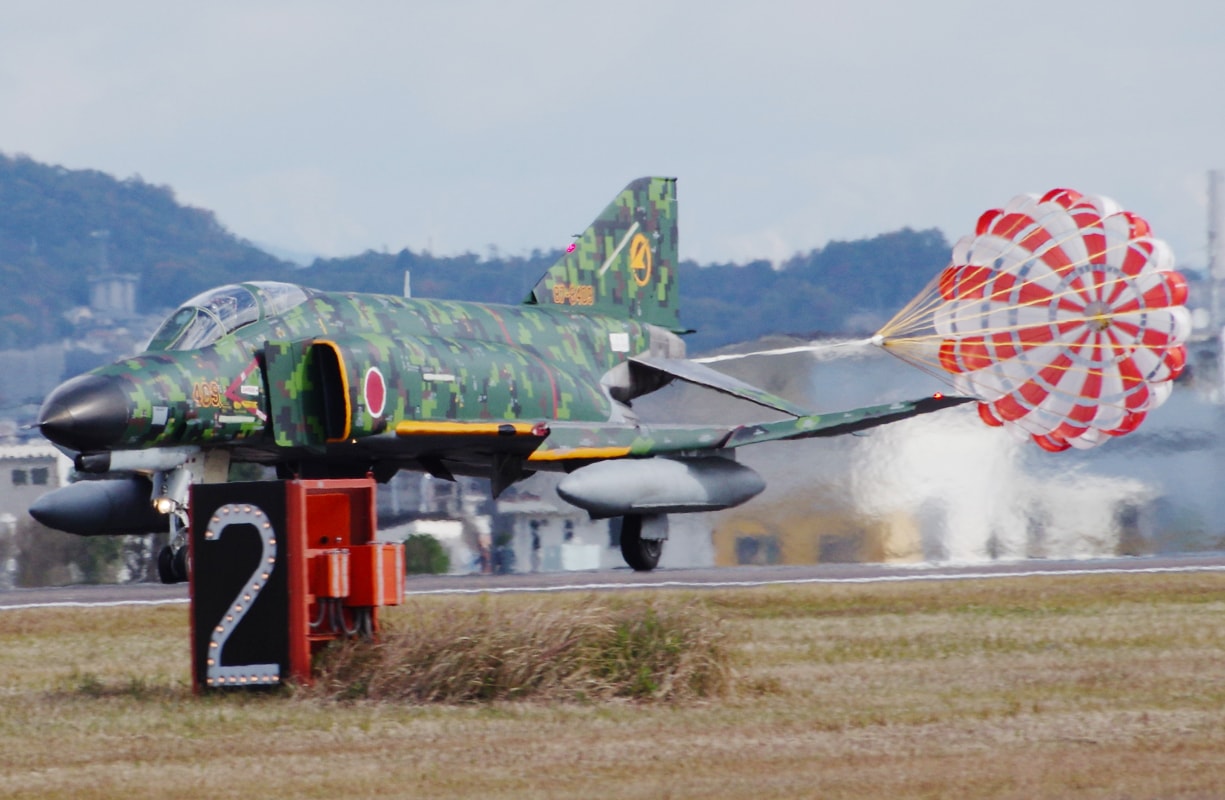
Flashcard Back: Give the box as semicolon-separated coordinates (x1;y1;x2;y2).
876;188;1190;450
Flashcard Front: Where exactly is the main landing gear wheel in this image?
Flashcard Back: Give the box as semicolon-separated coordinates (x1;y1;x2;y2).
619;515;661;572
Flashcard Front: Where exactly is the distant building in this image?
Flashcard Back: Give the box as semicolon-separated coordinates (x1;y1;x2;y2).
88;273;140;318
0;444;72;587
495;493;611;573
0;444;69;517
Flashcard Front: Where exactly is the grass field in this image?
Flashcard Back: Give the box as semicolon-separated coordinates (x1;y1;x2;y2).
2;572;1225;799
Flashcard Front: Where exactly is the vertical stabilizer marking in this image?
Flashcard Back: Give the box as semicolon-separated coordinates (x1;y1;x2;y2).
597;221;641;277
629;233;652;287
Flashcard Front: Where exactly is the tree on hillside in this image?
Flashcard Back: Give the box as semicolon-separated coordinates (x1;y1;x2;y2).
0;151;953;354
0;152;295;346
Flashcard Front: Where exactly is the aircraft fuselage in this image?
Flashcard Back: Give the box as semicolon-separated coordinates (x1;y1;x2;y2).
39;284;666;471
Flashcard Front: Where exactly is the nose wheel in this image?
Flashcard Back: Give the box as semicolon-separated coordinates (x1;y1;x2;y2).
157;545;190;584
157;510;191;584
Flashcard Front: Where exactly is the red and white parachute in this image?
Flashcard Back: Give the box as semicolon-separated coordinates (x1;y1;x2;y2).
877;188;1190;451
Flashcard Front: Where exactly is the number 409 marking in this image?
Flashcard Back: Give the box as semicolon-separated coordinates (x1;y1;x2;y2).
204;504;281;687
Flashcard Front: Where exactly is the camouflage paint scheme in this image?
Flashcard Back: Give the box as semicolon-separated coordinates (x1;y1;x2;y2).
47;177;966;487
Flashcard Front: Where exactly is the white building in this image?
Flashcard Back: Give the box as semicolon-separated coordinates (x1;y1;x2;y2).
0;444;73;587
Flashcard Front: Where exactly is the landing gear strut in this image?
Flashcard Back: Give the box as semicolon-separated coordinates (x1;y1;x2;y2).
619;515;662;572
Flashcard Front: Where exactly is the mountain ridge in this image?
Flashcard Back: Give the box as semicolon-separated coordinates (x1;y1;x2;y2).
0;152;949;352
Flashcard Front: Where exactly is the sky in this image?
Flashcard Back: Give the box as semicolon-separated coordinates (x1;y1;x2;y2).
3;1;1224;269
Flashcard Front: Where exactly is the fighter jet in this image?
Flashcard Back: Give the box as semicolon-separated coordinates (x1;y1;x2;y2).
31;177;967;581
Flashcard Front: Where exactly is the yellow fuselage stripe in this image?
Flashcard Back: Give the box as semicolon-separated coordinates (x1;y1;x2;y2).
395;421;538;437
527;446;632;462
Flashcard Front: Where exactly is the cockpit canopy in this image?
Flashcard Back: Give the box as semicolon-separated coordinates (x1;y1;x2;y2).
145;282;309;351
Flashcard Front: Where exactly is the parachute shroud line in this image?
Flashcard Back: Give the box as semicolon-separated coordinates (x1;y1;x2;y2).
692;339;874;364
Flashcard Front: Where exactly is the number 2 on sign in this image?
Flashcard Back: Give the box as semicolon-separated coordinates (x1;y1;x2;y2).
203;504;280;687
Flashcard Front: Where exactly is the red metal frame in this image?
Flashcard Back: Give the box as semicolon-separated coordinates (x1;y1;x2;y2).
286;478;390;684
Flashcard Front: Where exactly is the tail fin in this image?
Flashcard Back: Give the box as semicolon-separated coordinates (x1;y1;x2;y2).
525;177;680;331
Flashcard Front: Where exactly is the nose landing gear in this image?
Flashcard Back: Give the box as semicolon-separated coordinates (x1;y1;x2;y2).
157;541;190;584
157;506;191;584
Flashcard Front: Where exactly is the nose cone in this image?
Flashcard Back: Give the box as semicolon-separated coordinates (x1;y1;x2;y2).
37;373;131;452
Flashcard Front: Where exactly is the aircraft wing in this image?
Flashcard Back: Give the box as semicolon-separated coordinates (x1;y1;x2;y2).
339;394;971;478
525;393;973;464
721;394;974;448
348;418;718;468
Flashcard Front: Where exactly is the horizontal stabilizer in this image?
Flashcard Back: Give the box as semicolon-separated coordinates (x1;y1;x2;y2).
629;356;810;417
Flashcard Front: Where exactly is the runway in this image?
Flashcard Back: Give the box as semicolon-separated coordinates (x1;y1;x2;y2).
2;553;1224;609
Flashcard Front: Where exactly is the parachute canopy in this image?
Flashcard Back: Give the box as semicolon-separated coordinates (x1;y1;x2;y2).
876;188;1190;451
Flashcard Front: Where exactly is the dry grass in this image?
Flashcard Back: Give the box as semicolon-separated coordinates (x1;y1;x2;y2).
310;597;730;703
1;573;1224;799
